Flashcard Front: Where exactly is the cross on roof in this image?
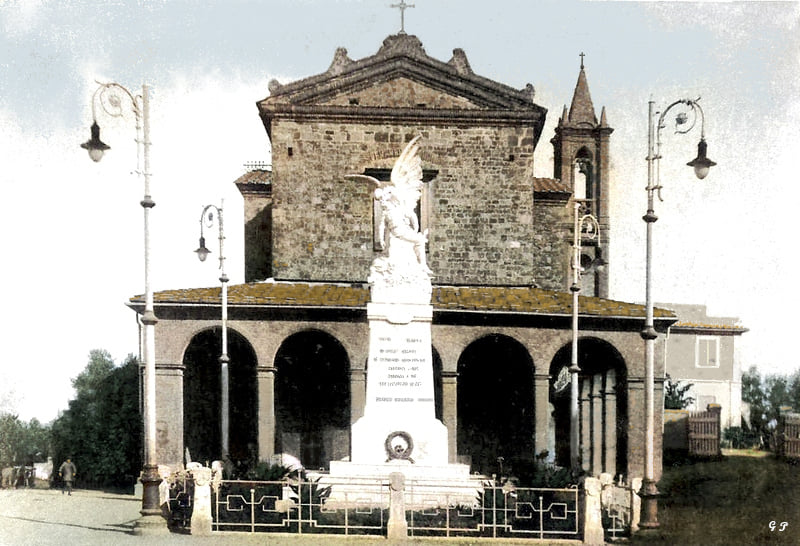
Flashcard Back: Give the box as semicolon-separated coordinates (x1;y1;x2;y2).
580;52;585;69
390;0;415;34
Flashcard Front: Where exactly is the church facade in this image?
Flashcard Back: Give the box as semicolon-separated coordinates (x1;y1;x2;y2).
133;34;675;483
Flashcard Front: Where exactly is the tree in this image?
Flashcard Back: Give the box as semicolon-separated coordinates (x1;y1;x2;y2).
0;413;24;467
73;349;115;398
742;366;767;431
664;374;695;410
0;414;52;468
51;351;142;489
741;366;800;449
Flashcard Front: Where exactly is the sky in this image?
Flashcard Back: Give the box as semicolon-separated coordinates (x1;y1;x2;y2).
0;0;798;423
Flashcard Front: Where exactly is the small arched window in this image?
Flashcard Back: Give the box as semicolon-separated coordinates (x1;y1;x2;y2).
573;147;593;202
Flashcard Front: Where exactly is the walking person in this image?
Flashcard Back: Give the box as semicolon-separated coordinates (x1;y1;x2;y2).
58;458;76;495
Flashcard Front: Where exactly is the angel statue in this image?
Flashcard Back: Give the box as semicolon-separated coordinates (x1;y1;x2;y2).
346;136;433;294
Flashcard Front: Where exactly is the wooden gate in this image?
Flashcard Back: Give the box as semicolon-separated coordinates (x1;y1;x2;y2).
777;413;800;459
688;404;721;457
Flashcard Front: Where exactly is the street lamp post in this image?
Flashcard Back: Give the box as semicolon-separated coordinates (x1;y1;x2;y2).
81;82;162;532
569;198;601;473
639;97;715;529
194;202;229;458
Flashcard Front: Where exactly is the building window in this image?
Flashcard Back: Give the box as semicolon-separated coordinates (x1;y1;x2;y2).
695;336;720;368
364;168;437;251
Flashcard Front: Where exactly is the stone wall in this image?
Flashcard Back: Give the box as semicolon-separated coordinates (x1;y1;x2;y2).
270;120;543;285
531;199;571;290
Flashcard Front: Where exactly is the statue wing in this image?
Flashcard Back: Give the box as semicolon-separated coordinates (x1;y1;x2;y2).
344;174;391;190
390;136;423;190
345;174;380;185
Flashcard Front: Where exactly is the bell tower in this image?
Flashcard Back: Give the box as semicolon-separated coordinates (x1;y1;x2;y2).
551;54;613;298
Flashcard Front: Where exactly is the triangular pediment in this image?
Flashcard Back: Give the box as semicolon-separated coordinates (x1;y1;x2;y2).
259;34;540;112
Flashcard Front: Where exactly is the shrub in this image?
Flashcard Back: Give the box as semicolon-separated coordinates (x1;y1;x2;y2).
510;452;579;488
722;426;761;449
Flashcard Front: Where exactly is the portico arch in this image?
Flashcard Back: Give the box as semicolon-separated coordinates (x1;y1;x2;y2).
549;337;627;477
183;327;258;466
457;334;535;476
274;329;350;470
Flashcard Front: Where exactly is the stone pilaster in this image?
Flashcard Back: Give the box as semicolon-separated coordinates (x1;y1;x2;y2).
442;370;458;463
534;373;551;457
154;362;184;470
603;370;617;476
580;378;591;471
626;377;645;481
350;368;367;424
591;374;603;475
257;365;277;461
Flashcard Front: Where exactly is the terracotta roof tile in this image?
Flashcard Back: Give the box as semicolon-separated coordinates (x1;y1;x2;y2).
233;170;272;185
671;321;749;334
133;281;673;319
533;177;570;193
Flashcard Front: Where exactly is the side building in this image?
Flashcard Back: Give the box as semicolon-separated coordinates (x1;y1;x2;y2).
662;303;748;428
130;33;676;484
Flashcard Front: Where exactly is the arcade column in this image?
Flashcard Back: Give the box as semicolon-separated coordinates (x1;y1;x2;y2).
350;368;367;423
257;365;277;461
154;362;184;470
533;373;551;456
441;370;458;463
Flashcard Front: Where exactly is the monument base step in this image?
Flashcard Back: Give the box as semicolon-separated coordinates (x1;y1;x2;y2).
315;461;486;509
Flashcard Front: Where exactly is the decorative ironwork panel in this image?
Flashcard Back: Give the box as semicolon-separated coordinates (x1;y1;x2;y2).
167;476;580;540
210;479;389;536
406;484;580;540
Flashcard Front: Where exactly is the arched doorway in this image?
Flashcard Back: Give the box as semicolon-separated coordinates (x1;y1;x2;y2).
183;327;258;466
457;334;535;476
274;329;350;470
549;337;627;477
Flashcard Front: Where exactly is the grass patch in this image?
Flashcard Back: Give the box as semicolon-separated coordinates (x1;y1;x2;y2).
631;452;799;545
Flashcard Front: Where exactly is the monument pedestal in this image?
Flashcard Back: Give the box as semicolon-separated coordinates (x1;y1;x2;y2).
325;300;483;508
324;460;480;509
351;301;446;466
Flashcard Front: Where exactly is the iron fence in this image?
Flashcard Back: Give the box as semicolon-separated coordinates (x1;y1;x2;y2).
177;476;581;540
405;483;579;540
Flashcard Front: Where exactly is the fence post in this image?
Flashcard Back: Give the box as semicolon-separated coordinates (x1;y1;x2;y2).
708;403;722;456
190;467;213;536
583;477;604;545
629;477;642;534
387;472;408;539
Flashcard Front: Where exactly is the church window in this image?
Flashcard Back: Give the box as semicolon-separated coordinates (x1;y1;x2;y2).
695;336;720;368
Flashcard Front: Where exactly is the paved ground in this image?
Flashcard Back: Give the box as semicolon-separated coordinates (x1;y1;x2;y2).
0;487;578;545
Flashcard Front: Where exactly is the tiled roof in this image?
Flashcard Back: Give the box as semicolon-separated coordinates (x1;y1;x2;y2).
671;321;749;334
233;170;272;185
133;282;675;319
533;177;570;194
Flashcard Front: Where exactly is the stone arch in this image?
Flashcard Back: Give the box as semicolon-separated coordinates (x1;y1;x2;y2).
549;336;627;477
457;333;535;476
182;327;258;466
274;329;351;470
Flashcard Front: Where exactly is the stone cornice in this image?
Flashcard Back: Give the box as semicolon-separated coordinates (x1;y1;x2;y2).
261;104;545;127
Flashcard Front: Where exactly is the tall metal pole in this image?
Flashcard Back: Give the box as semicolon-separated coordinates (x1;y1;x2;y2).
639;96;714;530
196;202;229;458
640;98;660;528
570;198;600;474
218;201;229;458
138;83;161;528
81;81;162;533
569;200;582;473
